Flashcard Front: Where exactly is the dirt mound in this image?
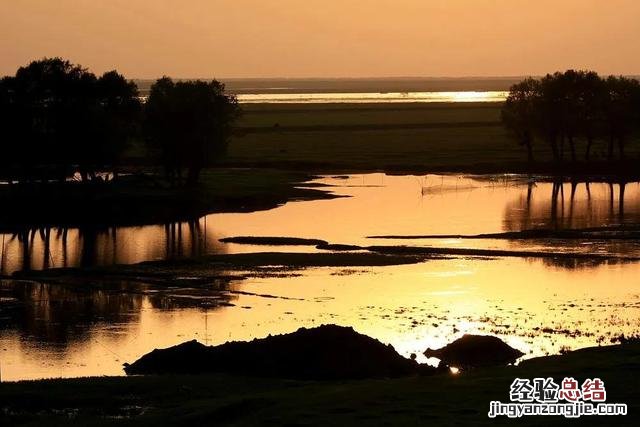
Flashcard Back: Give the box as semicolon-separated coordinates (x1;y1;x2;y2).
424;334;524;368
125;325;433;379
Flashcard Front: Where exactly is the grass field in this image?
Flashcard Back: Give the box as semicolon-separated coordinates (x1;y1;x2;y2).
236;103;503;128
227;103;523;171
222;102;640;173
121;100;640;176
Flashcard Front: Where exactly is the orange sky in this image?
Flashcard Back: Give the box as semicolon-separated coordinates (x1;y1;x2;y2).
1;0;639;78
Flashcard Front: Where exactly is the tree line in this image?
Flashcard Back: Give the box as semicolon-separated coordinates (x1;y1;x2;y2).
2;60;638;186
502;70;640;163
0;58;240;186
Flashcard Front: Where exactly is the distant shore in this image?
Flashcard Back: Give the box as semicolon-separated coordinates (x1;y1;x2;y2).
133;77;525;96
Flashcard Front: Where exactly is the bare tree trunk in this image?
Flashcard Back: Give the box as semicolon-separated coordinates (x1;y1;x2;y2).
524;137;534;163
42;227;51;269
619;182;626;220
550;137;560;162
607;135;615;160
608;182;614;216
570;180;578;201
568;136;576;162
585;136;593;161
186;166;201;187
550;181;561;228
618;137;625;160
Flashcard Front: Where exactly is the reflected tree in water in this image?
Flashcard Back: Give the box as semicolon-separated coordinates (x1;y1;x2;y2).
504;180;639;231
0;216;224;275
0;277;238;349
0;280;146;346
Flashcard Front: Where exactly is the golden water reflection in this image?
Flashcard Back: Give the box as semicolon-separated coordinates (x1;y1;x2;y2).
2;175;639;274
1;257;639;381
0;221;226;275
236;91;509;104
1;174;640;381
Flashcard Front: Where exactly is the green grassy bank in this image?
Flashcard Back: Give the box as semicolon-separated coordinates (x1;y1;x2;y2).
225;102;639;174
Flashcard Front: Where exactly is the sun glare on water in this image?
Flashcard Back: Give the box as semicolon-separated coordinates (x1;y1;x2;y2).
448;91;508;102
236;91;509;104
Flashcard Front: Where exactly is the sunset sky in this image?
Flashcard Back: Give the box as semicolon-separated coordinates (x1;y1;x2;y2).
1;0;639;78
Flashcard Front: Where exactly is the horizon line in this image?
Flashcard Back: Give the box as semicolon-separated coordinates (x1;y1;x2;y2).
129;74;640;81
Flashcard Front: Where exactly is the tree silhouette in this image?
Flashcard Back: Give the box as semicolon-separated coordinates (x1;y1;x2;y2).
577;72;606;161
0;76;25;182
502;71;640;165
13;58;97;182
603;76;640;160
0;58;140;184
93;71;141;180
144;77;240;186
501;78;539;163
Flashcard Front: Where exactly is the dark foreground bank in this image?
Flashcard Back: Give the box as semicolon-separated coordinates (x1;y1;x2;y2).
0;168;337;230
1;341;638;426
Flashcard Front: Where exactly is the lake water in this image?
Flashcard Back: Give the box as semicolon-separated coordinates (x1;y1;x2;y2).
236;91;508;104
1;174;639;381
138;91;509;104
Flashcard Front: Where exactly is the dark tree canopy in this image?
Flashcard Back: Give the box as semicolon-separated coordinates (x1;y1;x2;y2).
603;76;640;159
501;78;540;162
90;70;141;177
0;58;140;184
144;77;240;185
1;59;239;188
502;70;640;164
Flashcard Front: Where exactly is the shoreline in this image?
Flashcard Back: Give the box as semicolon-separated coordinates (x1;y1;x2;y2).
1;166;638;232
0;169;339;232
